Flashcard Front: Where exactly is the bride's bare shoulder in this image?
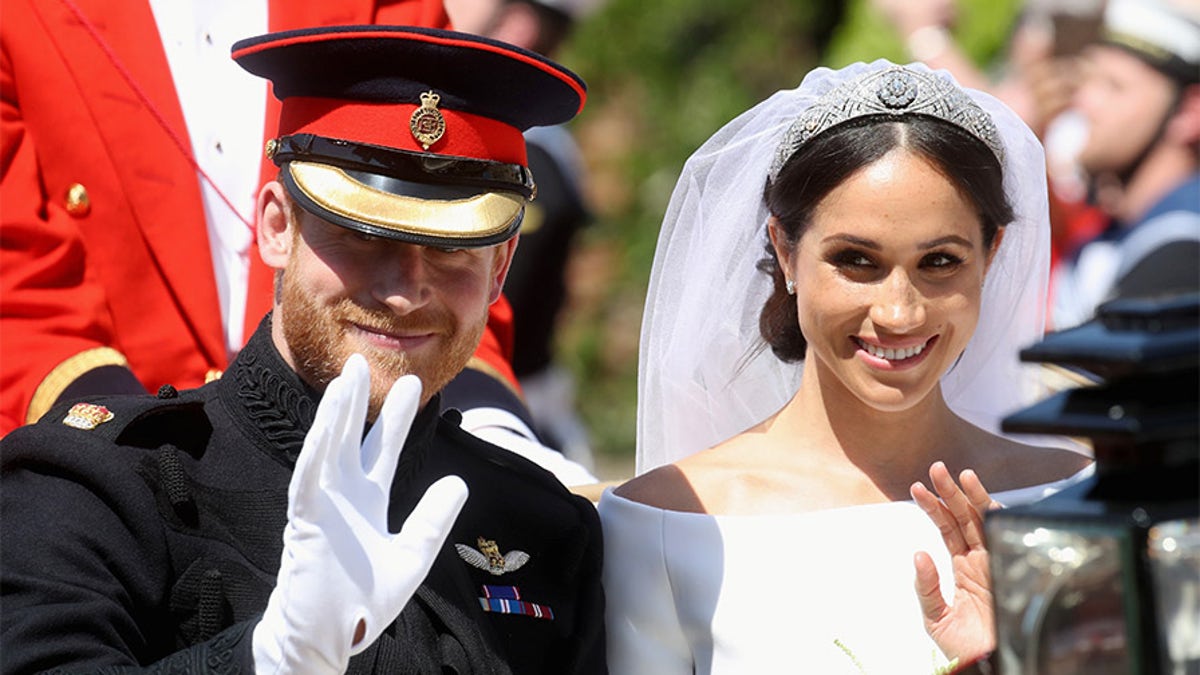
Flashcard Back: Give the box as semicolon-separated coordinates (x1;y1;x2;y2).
612;438;750;513
611;465;690;510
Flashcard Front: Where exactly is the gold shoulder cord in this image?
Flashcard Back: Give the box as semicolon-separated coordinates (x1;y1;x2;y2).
26;347;130;424
464;356;525;403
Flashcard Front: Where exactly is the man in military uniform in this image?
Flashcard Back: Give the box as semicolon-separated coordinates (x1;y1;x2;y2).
0;26;605;674
1051;0;1200;329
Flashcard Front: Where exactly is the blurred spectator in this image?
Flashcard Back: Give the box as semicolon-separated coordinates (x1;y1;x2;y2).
447;0;601;471
0;1;530;449
1050;0;1200;329
871;0;991;90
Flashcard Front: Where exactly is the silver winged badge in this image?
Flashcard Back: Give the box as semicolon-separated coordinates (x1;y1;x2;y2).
456;537;530;576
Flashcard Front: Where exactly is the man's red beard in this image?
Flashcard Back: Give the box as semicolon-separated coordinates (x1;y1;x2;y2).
278;259;485;419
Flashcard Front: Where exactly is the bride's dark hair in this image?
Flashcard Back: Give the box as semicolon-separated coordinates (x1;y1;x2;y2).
757;115;1013;362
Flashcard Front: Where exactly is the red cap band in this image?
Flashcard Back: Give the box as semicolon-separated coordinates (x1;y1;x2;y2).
279;97;528;166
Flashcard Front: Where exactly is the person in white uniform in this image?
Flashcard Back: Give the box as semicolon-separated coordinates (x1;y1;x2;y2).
598;60;1094;675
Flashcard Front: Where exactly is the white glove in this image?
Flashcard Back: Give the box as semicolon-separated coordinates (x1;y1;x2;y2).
252;354;469;674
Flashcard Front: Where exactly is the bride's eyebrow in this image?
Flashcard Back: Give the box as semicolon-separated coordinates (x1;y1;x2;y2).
820;234;879;249
918;235;973;250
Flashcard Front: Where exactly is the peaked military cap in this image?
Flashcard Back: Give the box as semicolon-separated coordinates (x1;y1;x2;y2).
1101;0;1200;86
232;25;587;247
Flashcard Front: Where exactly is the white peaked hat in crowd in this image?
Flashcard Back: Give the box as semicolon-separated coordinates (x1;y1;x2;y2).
1102;0;1200;83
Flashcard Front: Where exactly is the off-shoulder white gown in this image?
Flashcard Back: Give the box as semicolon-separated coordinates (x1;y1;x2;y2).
598;468;1092;675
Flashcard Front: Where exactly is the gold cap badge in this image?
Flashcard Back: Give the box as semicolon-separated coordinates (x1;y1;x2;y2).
409;91;446;150
62;403;114;430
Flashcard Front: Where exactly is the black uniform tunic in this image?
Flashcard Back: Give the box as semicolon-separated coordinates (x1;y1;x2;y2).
0;318;606;674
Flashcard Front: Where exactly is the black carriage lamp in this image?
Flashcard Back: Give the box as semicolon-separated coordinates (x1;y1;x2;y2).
980;292;1199;675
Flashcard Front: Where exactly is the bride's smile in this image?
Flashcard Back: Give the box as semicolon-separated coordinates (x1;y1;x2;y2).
852;334;937;367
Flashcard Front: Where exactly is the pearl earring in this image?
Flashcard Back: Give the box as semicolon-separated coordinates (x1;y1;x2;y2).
785;279;796;295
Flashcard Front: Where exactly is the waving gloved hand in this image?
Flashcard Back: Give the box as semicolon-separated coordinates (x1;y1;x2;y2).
253;354;469;674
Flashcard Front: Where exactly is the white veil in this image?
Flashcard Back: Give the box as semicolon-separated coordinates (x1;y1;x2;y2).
636;60;1053;475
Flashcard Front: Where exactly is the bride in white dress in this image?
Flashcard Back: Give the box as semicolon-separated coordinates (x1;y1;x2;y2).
598;61;1094;675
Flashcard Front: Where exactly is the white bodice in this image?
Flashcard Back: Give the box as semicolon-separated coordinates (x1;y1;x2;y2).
598;469;1092;675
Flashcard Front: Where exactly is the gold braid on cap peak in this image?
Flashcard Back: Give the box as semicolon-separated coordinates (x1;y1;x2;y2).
769;66;1005;183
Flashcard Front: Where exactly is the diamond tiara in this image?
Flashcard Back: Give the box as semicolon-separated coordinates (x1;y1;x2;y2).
768;66;1005;183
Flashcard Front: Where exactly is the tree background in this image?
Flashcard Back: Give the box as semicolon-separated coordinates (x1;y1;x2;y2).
544;0;1023;478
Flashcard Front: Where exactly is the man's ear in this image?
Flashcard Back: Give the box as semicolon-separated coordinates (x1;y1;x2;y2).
488;235;520;305
258;181;295;271
1164;84;1200;146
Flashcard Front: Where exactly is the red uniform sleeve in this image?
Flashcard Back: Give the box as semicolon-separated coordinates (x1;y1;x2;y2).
0;42;134;435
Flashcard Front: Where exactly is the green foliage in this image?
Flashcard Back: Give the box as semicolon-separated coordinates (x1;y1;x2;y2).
824;0;1022;69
